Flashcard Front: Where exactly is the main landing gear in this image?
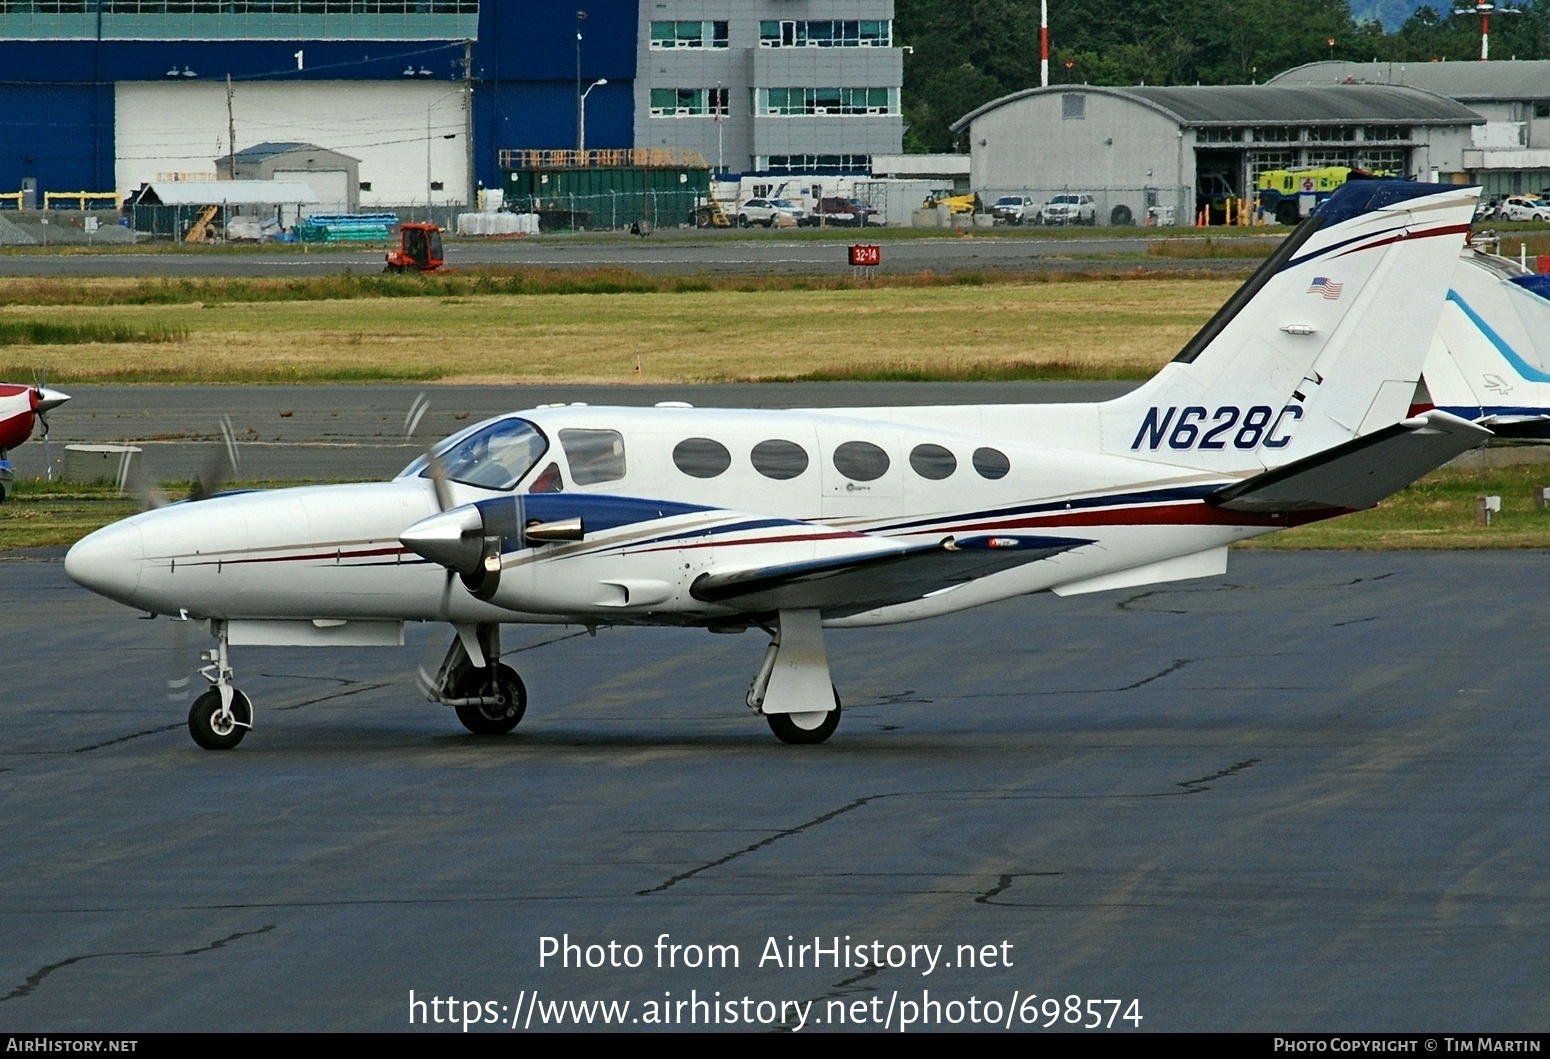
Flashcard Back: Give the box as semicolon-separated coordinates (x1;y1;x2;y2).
188;619;253;750
422;623;527;735
747;609;842;745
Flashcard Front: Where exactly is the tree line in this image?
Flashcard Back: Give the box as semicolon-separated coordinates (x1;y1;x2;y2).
897;0;1550;151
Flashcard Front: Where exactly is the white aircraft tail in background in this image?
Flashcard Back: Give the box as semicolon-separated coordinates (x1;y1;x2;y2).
66;181;1490;749
1419;248;1550;442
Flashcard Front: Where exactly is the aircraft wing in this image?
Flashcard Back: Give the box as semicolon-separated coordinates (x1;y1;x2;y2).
1208;409;1490;514
690;534;1090;618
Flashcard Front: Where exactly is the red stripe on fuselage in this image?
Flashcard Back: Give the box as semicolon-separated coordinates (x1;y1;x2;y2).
172;544;412;568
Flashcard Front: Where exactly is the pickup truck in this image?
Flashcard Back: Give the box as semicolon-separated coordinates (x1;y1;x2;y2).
990;195;1038;225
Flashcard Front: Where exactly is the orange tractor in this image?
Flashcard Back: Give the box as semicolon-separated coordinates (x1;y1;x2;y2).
385;222;446;273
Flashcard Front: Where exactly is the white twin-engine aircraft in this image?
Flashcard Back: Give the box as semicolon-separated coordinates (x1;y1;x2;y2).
67;181;1490;750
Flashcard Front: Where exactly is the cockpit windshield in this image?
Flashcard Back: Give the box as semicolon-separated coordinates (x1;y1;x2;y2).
407;417;549;491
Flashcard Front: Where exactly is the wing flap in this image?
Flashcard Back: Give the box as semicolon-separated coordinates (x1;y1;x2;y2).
1209;409;1490;514
691;534;1090;617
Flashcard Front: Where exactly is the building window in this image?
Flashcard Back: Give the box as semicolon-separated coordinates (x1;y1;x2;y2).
1247;151;1294;178
758;87;895;117
1307;126;1357;143
1062;94;1085;120
650;87;729;117
1304;149;1353;168
649;20;728;49
1362;125;1409;142
1357;148;1406;173
759;19;890;48
1197;127;1241;144
1253;127;1297;144
1535;104;1549;119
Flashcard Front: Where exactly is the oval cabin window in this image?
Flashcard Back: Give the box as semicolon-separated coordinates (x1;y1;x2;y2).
833;441;890;482
972;446;1011;480
750;439;810;480
672;437;732;478
909;443;956;480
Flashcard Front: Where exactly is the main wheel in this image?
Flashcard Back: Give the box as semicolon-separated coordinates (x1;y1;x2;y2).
189;688;252;750
452;663;527;735
767;704;840;744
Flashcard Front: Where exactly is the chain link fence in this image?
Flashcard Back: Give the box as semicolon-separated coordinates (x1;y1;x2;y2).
972;186;1197;228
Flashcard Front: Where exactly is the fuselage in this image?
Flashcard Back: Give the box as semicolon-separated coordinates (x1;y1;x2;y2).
65;401;1297;631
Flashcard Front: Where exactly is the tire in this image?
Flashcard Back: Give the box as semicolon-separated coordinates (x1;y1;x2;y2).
767;703;841;744
452;663;527;735
737;215;749;228
766;685;841;745
1110;204;1133;226
188;688;252;751
763;217;773;228
1275;202;1301;226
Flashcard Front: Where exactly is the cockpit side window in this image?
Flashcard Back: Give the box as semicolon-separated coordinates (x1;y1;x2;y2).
423;418;549;491
559;428;627;486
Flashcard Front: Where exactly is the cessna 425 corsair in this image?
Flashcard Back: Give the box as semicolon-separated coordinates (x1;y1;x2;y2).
67;181;1489;749
0;381;69;501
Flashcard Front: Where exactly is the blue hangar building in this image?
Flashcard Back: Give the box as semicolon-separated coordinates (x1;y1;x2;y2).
1;1;903;211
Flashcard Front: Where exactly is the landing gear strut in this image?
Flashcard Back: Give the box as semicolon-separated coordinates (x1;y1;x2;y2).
747;609;841;745
423;623;527;735
188;619;253;750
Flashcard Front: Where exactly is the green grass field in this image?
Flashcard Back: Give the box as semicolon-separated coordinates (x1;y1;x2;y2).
0;271;1238;385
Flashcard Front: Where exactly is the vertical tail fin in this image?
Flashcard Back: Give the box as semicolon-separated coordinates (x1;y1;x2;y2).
1422;249;1550;441
1101;181;1478;470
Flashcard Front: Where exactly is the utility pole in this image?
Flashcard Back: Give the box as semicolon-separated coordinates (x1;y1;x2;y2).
226;74;236;180
575;10;587;155
463;38;475;210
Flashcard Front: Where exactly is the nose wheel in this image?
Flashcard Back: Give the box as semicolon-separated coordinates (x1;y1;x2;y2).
188;688;253;750
187;619;253;750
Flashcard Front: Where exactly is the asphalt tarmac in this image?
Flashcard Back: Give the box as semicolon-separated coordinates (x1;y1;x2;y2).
3;548;1548;1032
0;228;1266;279
13;381;1137;483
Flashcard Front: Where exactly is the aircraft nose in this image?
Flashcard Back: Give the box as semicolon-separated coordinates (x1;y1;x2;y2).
65;519;145;606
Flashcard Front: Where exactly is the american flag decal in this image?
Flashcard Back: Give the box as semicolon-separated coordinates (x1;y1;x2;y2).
1307;276;1343;300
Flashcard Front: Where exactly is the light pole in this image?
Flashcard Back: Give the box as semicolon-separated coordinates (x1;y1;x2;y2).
575;10;587;152
579;78;607;156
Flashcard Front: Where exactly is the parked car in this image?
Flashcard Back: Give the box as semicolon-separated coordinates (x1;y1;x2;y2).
1040;193;1097;226
736;198;805;228
1499;196;1550;223
807;196;879;227
990;195;1038;225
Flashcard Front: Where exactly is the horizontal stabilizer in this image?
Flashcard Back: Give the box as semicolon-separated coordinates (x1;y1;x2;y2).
1208;410;1490;514
691;534;1088;617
